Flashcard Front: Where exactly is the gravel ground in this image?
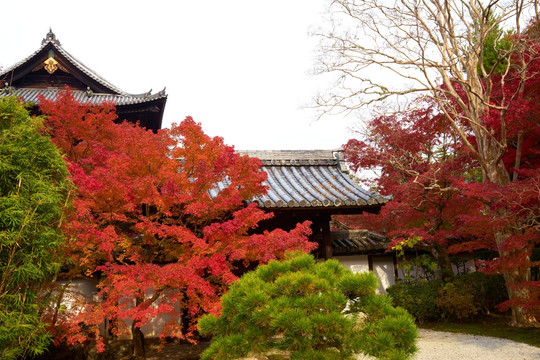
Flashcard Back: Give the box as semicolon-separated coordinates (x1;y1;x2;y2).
412;329;540;360
145;329;540;359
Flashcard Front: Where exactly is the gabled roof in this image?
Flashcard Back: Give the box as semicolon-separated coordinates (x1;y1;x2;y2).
329;230;388;254
234;150;390;212
0;29;167;107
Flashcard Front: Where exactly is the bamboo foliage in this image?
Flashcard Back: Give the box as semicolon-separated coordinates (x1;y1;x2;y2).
0;97;72;359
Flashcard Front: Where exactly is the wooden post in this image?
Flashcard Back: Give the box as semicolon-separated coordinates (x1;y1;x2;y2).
368;255;373;272
322;215;332;260
310;218;322;259
393;252;399;281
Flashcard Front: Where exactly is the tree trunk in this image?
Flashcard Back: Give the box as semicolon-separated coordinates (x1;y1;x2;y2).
479;141;538;327
494;231;540;328
132;298;146;358
431;245;455;278
503;268;538;327
416;243;455;278
132;323;145;358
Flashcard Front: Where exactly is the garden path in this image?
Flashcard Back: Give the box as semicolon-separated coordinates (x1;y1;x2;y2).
143;329;540;359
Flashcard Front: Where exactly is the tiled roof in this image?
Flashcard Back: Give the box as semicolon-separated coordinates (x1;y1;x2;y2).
4;87;167;106
0;30;166;101
330;230;388;253
235;150;390;209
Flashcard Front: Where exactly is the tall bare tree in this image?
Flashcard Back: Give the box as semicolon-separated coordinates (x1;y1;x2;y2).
315;0;539;327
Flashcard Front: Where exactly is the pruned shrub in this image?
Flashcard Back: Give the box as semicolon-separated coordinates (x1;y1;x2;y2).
199;252;417;360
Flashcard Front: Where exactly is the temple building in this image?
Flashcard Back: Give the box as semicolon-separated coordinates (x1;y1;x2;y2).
0;29;166;132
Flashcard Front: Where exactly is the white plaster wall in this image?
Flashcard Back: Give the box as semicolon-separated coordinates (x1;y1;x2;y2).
334;255;396;294
118;292;179;339
57;281;176;339
395;255;478;281
57;279;98;315
54;279;108;337
334;255;370;273
396;256;431;281
120;316;173;340
372;257;396;293
139;307;176;338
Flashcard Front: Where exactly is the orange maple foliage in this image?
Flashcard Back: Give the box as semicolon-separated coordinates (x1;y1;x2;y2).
39;90;315;352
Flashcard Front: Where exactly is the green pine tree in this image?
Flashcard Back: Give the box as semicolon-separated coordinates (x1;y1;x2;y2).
199;252;417;360
0;97;72;359
476;11;514;77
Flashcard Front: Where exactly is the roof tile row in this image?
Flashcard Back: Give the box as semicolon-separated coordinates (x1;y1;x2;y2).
331;230;388;253
4;87;167;106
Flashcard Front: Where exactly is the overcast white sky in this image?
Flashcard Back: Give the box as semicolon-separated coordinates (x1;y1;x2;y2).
1;1;358;150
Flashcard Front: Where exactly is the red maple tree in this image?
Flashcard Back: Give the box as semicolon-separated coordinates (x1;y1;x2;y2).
341;98;481;272
341;25;540;324
39;90;315;356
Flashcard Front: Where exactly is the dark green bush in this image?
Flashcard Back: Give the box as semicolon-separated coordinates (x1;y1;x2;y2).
456;272;507;314
435;282;478;320
387;272;508;323
386;281;442;323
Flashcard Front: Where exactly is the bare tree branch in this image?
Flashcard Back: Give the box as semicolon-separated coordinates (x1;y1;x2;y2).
315;0;538;184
